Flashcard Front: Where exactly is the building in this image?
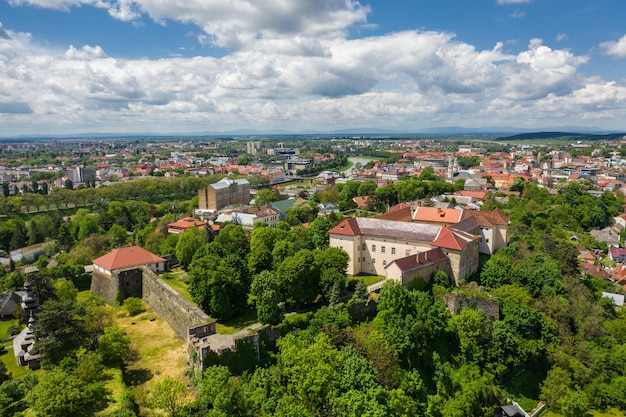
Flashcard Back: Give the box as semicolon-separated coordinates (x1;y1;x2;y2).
168;217;207;235
91;246;166;302
215;204;281;229
13;280;42;369
329;217;479;285
377;205;509;255
198;178;251;211
246;141;262;155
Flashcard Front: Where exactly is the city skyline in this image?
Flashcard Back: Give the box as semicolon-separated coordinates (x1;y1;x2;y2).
1;0;626;136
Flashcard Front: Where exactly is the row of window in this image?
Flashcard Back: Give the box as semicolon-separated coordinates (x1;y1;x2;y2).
363;244;397;254
358;258;388;266
361;243;410;257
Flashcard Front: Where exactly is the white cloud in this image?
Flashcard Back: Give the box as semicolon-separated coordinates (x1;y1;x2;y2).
600;34;626;59
9;0;370;49
510;10;525;19
2;14;626;135
556;33;567;42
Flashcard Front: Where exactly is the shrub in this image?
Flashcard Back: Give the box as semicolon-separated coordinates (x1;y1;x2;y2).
123;297;145;316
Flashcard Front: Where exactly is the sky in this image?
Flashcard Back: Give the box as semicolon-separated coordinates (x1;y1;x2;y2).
1;0;626;136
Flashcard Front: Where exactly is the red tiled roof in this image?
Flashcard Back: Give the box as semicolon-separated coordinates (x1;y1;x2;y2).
461;209;509;227
412;206;464;224
387;248;448;272
432;227;477;251
328;218;362;236
376;206;412;222
168;217;206;230
454;190;488;200
93;246;165;271
353;196;370;207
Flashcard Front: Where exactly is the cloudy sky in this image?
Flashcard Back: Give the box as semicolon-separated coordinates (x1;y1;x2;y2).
1;0;626;136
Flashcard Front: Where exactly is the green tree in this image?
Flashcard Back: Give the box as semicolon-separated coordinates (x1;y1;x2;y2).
148;377;189;417
30;368;105;417
250;270;284;325
98;326;131;366
254;188;278;207
309;216;333;249
54;278;78;303
33;299;91;364
277;249;321;305
175;226;206;267
561;390;589;417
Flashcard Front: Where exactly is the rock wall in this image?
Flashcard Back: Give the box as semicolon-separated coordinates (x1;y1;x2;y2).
91;270;120;302
443;292;500;321
141;267;214;341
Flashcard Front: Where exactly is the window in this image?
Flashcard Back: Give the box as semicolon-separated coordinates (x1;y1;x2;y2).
372;244;376;252
381;246;386;253
405;249;410;256
383;260;387;266
391;247;396;255
486;239;489;243
372;258;376;264
362;243;366;250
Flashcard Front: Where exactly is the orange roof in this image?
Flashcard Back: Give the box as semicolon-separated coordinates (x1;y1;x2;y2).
412;206;464;224
461;209;509;227
432;227;477;251
328;218;362;236
168;217;206;230
353;196;370;207
376;206;412;222
388;248;448;272
93;246;165;271
454;190;488;200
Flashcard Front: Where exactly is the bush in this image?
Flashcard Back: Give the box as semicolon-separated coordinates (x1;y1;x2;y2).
123;297;145;316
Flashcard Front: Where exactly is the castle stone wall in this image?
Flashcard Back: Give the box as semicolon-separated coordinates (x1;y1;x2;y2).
443;292;500;321
91;270;120;302
141;267;214;341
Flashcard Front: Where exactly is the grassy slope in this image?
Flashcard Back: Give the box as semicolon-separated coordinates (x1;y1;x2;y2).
114;307;188;389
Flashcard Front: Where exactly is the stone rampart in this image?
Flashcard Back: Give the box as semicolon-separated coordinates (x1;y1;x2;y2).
443;292;500;321
91;270;120;302
141;267;214;341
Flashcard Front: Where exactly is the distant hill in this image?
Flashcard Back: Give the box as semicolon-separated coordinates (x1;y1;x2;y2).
496;131;626;142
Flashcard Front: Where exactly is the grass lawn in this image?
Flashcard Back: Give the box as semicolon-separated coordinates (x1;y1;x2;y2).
348;275;385;287
1;340;31;379
96;368;126;417
114;307;188;390
0;318;19;339
545;409;624;417
501;369;543;412
215;308;258;334
161;274;193;303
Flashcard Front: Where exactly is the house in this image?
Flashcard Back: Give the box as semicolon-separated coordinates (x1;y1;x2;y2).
329;217;479;285
198;178;250;211
215;204;281;229
269;198;297;221
319;202;340;216
615;213;626;230
610;246;626;263
167;217;207;235
591;227;620;248
92;246;166;276
602;292;625;306
0;291;23;318
383;248;452;288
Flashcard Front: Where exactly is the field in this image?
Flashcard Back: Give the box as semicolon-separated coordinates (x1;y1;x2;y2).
114;305;188;390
